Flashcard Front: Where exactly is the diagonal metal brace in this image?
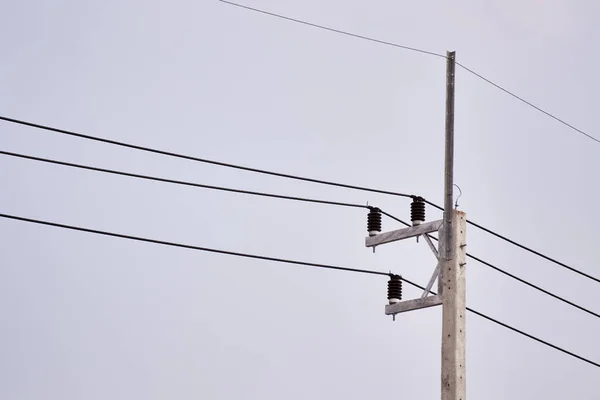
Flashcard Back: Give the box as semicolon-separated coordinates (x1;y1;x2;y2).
421;262;441;299
421;234;441;298
423;234;439;259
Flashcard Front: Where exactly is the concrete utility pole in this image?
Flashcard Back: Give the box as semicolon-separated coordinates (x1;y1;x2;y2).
364;50;466;400
440;50;467;400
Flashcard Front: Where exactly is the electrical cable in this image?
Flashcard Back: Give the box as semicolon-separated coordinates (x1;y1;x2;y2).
467;252;600;318
1;211;598;368
405;277;600;369
0;150;369;211
422;233;600;320
455;63;600;144
422;199;600;284
218;0;445;59
5;148;597;318
1;114;596;284
381;213;600;319
218;0;600;280
217;0;600;282
8;149;596;319
2;2;597;367
218;0;600;145
386;207;600;320
0;212;387;277
0;115;414;199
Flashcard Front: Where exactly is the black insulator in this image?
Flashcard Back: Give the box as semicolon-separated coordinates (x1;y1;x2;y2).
411;197;426;225
387;274;403;302
367;207;382;236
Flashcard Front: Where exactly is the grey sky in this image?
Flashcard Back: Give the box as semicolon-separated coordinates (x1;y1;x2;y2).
1;1;598;399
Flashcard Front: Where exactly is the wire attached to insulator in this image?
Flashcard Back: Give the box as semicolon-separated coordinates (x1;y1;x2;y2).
454;184;462;209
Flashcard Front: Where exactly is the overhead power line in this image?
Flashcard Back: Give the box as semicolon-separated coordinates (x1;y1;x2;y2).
466;252;600;319
1;211;598;369
433;235;599;319
1;115;597;284
455;63;600;145
4;148;598;319
218;0;600;145
219;0;444;59
0;212;386;277
408;278;600;369
0;150;369;211
216;0;600;282
379;212;600;320
4;149;598;319
423;199;600;284
0;115;413;199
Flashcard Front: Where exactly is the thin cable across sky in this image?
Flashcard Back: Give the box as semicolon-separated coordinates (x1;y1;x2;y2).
218;0;600;145
1;211;598;369
2;148;598;320
0;150;370;211
1;114;595;284
0;116;414;199
0;212;388;277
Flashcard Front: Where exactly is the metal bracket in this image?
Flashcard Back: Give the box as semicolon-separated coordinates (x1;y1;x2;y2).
365;219;443;248
385;295;443;316
369;220;445;315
